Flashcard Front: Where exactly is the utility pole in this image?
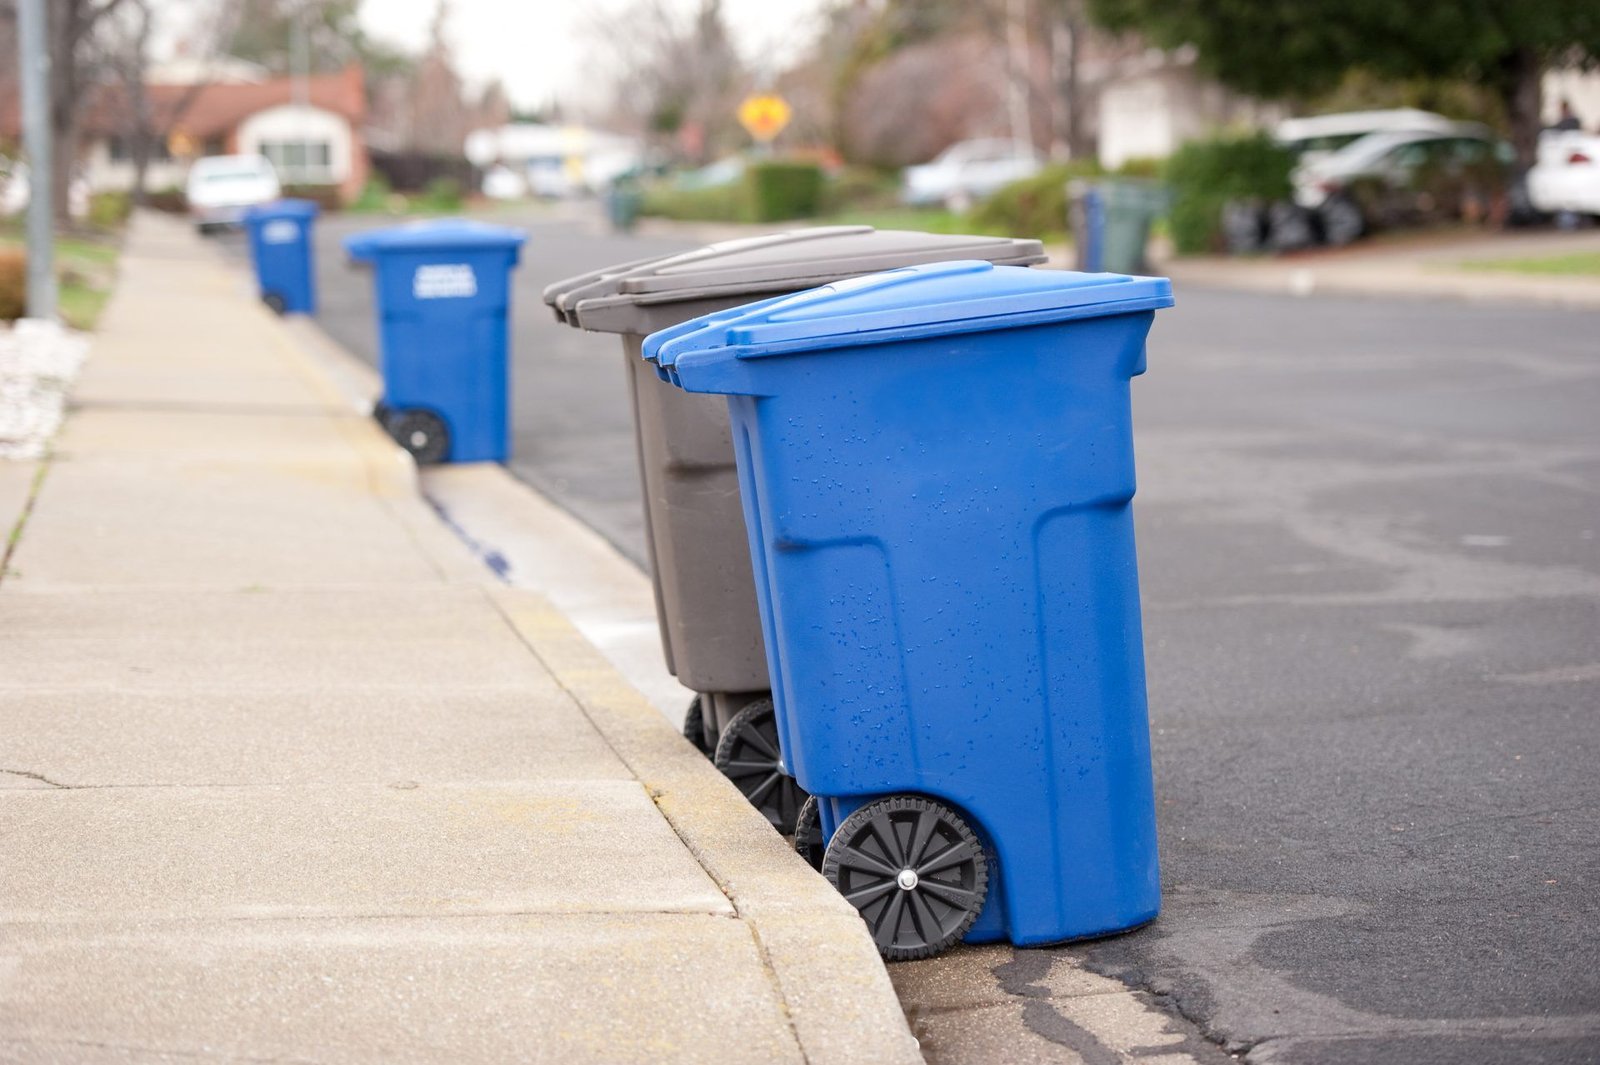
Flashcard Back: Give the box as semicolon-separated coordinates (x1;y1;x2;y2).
17;0;58;320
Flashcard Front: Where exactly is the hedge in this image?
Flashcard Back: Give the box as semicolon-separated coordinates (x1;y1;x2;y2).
639;159;828;224
744;161;825;223
1163;133;1295;255
281;184;344;211
969;160;1104;242
88;191;132;230
638;182;746;223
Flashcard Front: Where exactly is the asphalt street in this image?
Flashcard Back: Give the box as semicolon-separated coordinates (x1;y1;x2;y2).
232;207;1600;1064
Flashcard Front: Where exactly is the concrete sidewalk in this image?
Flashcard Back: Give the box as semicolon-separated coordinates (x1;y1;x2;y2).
0;213;920;1065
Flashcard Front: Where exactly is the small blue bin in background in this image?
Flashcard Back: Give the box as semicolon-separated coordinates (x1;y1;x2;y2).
242;199;319;315
344;220;527;464
645;260;1174;960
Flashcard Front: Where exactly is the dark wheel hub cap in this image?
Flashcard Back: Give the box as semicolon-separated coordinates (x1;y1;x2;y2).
712;697;807;834
822;795;989;961
385;409;450;465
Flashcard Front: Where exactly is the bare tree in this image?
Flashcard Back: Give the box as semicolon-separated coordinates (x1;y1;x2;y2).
55;0;133;222
580;0;747;164
97;0;154;202
1044;0;1090;159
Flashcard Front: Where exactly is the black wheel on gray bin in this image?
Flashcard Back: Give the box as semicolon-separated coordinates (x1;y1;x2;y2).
386;408;450;465
682;694;712;757
262;292;288;315
822;795;989;962
794;795;825;870
712;697;807;834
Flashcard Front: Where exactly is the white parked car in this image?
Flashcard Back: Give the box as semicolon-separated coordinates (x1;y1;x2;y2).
1276;109;1456;167
526;157;577;199
901;138;1043;208
481;163;528;201
1527;130;1600;219
186;154;280;233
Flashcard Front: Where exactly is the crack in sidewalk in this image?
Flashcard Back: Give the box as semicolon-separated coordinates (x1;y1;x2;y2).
0;767;72;789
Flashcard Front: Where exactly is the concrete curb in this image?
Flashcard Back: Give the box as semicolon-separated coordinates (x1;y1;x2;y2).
276;306;924;1065
491;587;922;1065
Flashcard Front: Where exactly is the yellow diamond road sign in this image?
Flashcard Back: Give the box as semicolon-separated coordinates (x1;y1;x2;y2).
738;95;792;143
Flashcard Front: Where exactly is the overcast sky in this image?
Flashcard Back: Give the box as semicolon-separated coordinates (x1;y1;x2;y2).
356;0;829;111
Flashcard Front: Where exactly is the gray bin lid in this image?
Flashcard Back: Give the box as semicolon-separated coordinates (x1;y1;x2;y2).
542;225;1048;335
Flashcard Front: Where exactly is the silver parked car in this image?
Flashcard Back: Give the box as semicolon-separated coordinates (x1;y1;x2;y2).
901;138;1043;209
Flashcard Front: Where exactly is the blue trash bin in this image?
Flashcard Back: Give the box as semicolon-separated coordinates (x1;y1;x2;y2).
242;199;319;315
344;220;527;464
645;260;1174;959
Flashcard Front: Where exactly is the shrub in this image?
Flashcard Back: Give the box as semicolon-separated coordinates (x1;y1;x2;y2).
0;247;24;320
418;177;463;212
88;191;132;230
143;186;187;213
968;160;1103;242
637;182;746;223
351;175;393;213
1163;132;1295;255
823;166;901;213
744;160;825;223
1114;157;1165;179
281;184;343;211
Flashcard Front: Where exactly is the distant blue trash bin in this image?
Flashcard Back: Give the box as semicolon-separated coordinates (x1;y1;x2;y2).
645;260;1174;959
344;219;527;464
242;199;319;315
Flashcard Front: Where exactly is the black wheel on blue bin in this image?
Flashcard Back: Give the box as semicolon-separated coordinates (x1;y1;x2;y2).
712;697;808;835
822;795;989;962
793;795;825;871
682;694;712;757
386;408;450;465
372;399;390;424
262;292;288;315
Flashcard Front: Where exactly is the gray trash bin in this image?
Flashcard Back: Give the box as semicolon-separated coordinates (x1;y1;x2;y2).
543;226;1047;832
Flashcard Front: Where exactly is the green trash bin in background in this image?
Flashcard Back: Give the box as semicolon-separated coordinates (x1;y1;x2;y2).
1071;179;1168;275
605;177;643;233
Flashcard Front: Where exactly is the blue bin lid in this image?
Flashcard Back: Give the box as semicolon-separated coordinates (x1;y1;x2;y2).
645;261;1173;382
243;198;319;222
344;219;528;261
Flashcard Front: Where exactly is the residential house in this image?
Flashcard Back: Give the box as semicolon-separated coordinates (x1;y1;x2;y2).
75;64;369;203
1096;46;1285;168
